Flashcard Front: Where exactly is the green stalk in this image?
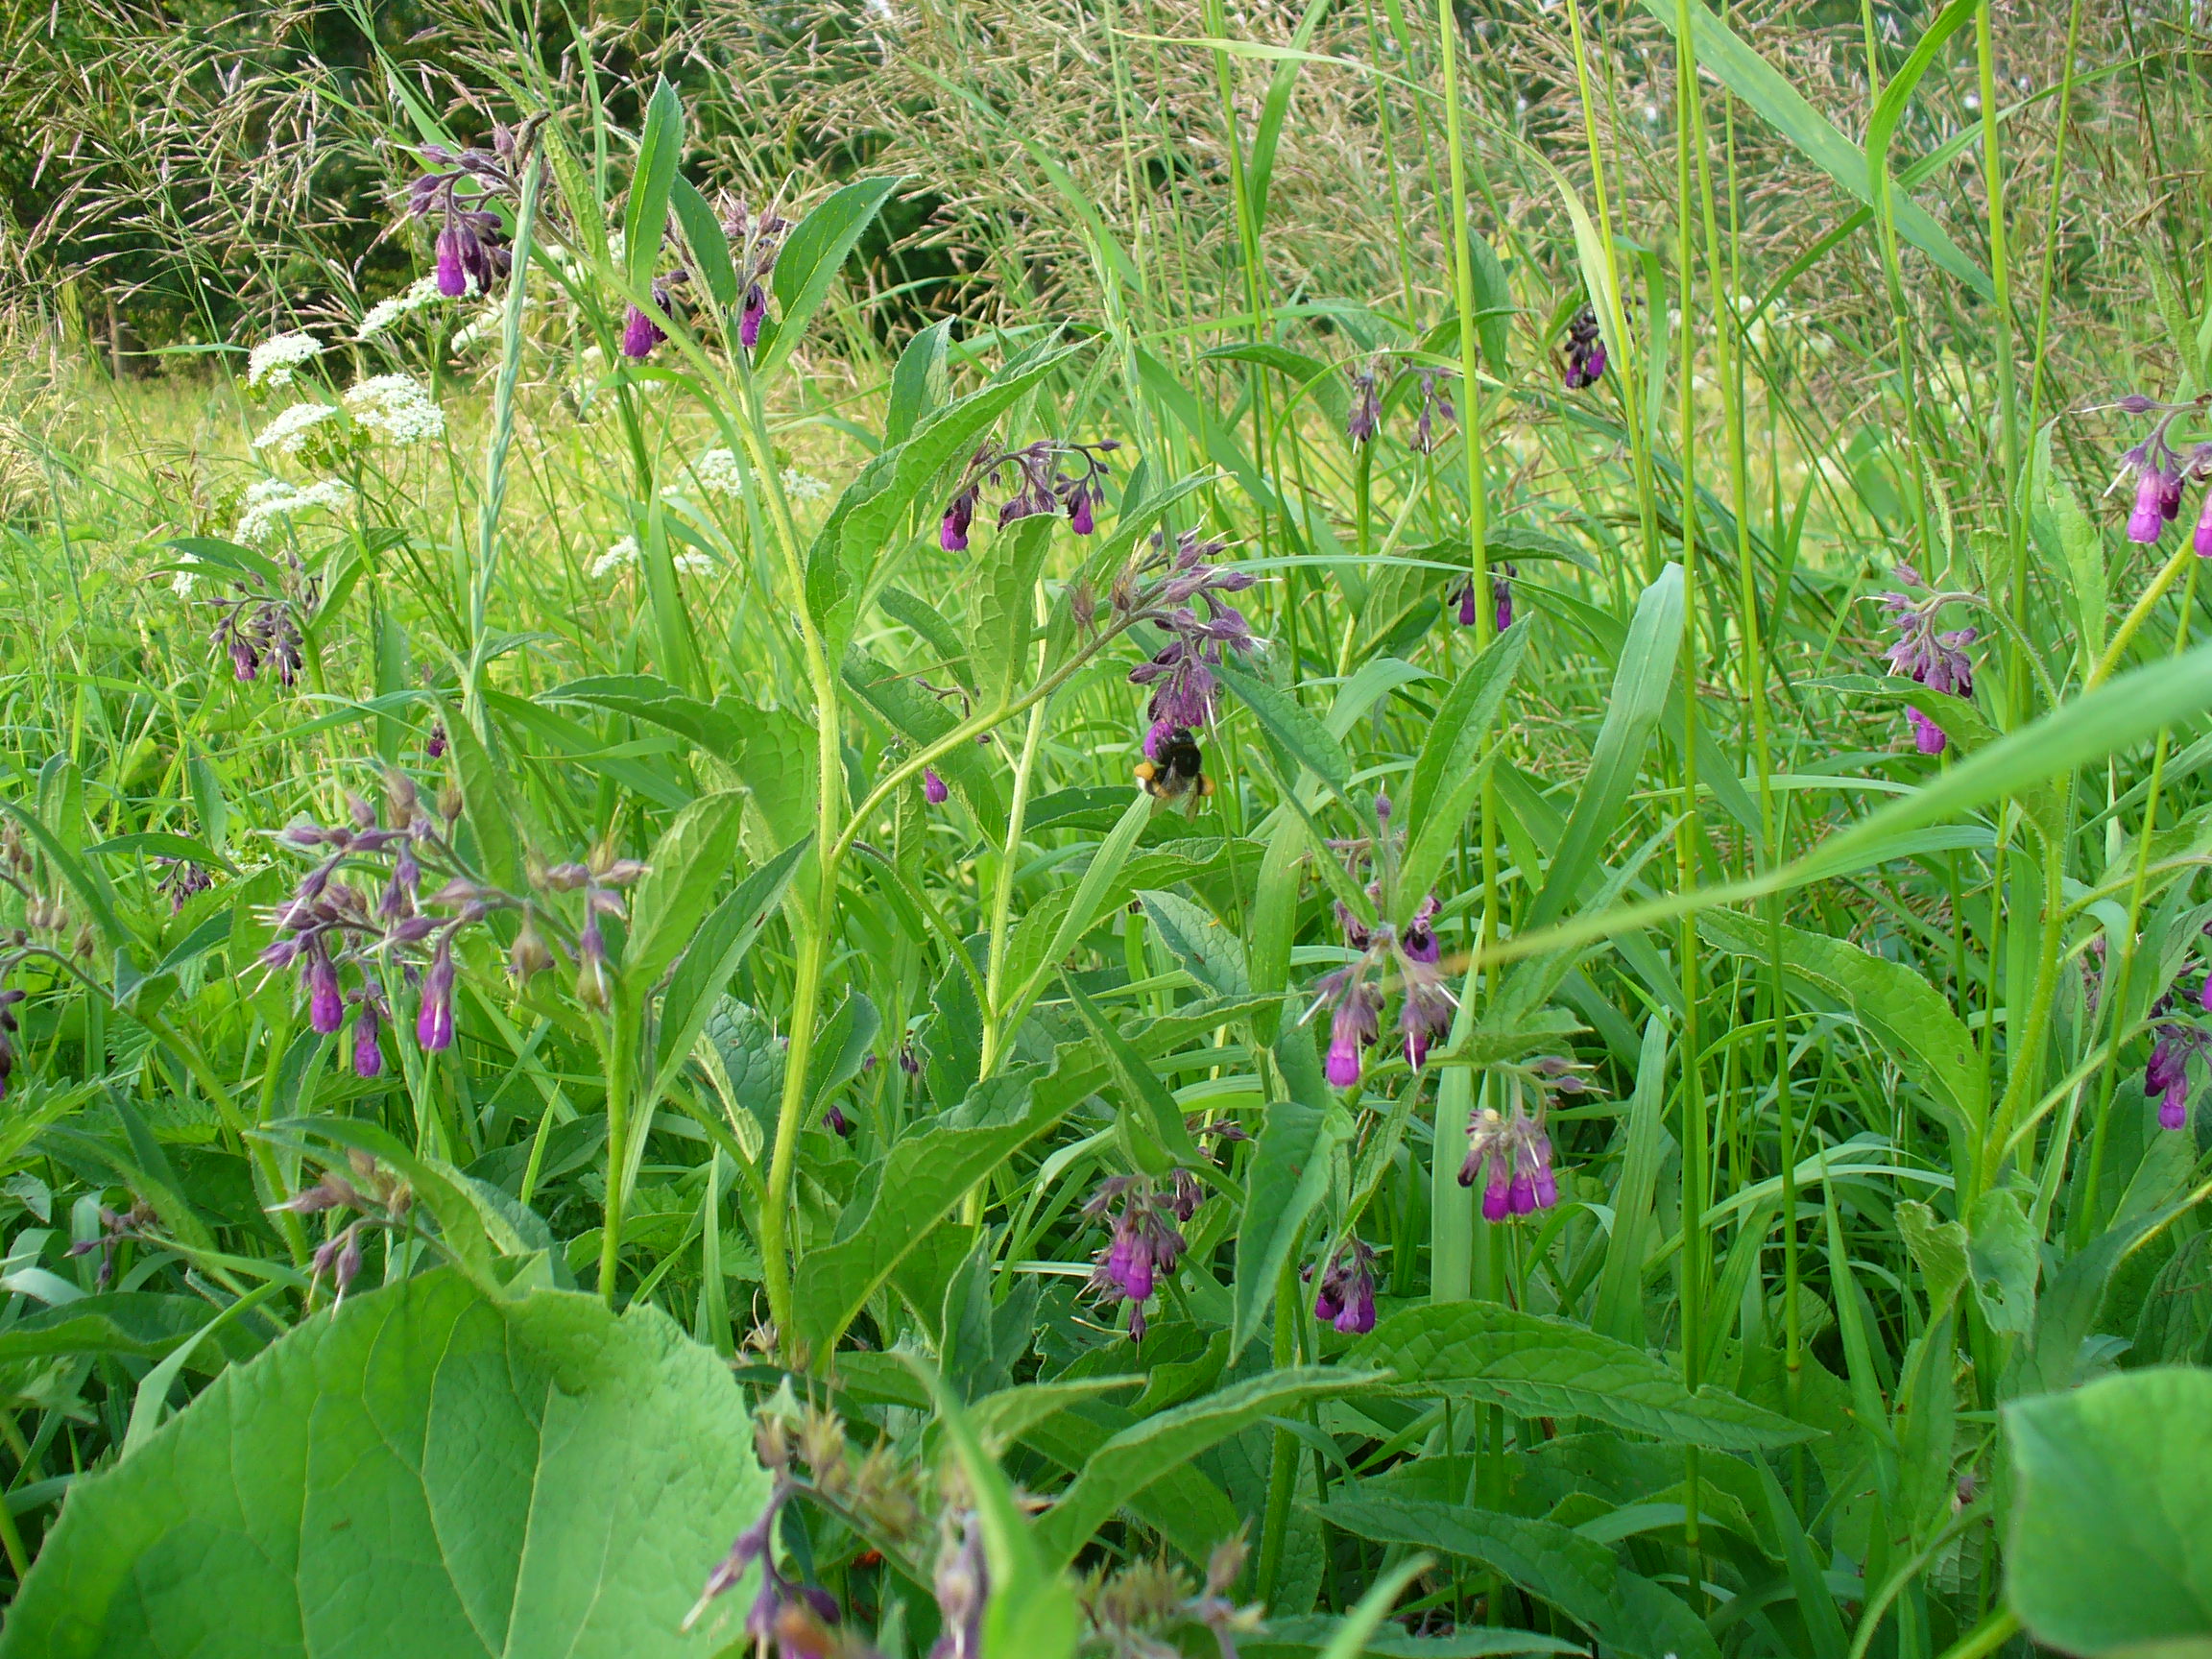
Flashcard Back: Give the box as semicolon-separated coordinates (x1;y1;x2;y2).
1256;1230;1304;1601
1974;0;2023;711
1673;0;1710;1575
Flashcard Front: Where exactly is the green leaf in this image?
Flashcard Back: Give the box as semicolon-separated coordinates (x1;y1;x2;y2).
1136;889;1250;998
1699;908;1983;1139
0;1270;770;1659
876;585;971;685
1404;615;1527;835
1524;565;1681;929
790;1055;1103;1350
1863;0;1976;186
1317;1491;1719;1659
972;516;1053;708
886;318;955;447
756;176;902;377
2006;1369;2212;1657
0;1293;265;1371
1032;1367;1382;1571
1968;1188;2040;1337
1638;0;1990;301
654;840;808;1092
1590;1018;1670;1346
1344;1302;1817;1450
668;176;735;309
624;790;747;996
1896;1198;1970;1314
624;78;685;295
445;709;526;891
843;651;1006;832
1231;1074;1350;1364
1062;974;1199;1176
1007;791;1155;1014
1214;659;1352;800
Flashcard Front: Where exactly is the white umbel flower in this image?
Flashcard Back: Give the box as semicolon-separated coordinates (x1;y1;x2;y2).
354;276;447;341
248;332;324;388
235;477;351;543
590;536;640;579
345;374;445;445
251;402;339;455
674;550;715;575
781;468;830;502
687;447;747;498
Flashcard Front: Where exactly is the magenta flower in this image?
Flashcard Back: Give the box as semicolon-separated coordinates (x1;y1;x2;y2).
417;935;455;1051
352;998;383;1079
923;768;949;805
1311;1238;1378;1334
1458;1106;1561;1221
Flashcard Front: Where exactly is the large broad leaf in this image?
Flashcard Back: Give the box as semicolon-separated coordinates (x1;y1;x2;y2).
1318;1492;1719;1659
1699;908;1983;1139
790;1049;1106;1350
625;790;747;994
754;176;902;377
1397;623;1527;924
1214;660;1352;801
1344;1302;1815;1450
2005;1368;2212;1657
624;78;685;294
0;1269;769;1659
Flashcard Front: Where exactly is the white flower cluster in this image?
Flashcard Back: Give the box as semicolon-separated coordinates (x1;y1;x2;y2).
590;536;639;579
235;477;351;544
782;469;830;502
251;402;339;455
355;276;447;341
248;332;324;389
589;535;715;580
687;447;747;498
345;374;445;446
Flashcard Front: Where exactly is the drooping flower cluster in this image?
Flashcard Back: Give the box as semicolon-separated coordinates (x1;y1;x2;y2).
2105;394;2212;550
1310;1238;1378;1334
1085;1171;1203;1343
938;439;1119;550
407;127;527;298
1871;564;1979;756
66;1199;156;1288
1561;303;1607;389
155;857;212;913
1345;360;1382;446
1410;369;1455;454
1120;531;1259;748
722;196;792;351
204;553;318;685
258;771;645;1074
687;1407;914;1656
1307;881;1456;1090
1459;1105;1558;1222
2143;975;2212;1132
1451;561;1516;632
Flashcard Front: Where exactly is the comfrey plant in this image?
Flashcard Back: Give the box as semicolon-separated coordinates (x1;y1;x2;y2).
1560;302;1607;389
406;123;534;297
1458;1058;1590;1222
939;439;1119;548
257;770;643;1076
1309;1238;1379;1334
1871;564;1978;755
1085;1171;1205;1343
1339;358;1457;454
1123;529;1259;764
2141;973;2212;1132
2105;393;2212;549
620;195;792;359
1304;795;1455;1088
203;552;320;685
1451;562;1515;632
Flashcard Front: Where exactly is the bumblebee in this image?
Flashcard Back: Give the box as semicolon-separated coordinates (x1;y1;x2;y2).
1135;728;1214;814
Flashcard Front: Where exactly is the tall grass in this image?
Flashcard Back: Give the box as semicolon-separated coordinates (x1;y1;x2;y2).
0;2;2209;1656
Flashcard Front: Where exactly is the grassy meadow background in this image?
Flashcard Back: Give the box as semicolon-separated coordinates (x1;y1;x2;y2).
0;1;2208;1656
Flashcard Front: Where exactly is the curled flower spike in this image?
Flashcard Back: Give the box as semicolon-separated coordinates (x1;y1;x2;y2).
1306;894;1457;1085
1562;304;1607;389
1346;361;1382;446
2146;1017;2208;1131
935;439;1118;544
1872;565;1979;756
1310;1238;1379;1334
1450;563;1516;634
1084;1174;1196;1343
719;196;792;351
1459;1105;1561;1221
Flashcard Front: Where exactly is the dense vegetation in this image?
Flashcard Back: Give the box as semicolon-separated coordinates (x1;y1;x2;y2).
0;1;2210;1655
